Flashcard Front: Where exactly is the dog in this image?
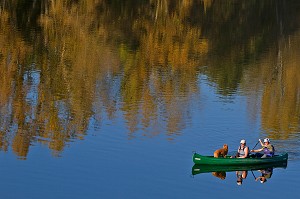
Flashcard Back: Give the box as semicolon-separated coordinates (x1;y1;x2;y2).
212;171;226;180
213;144;228;158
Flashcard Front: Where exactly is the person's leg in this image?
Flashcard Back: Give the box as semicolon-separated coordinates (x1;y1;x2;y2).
254;153;263;158
261;154;267;158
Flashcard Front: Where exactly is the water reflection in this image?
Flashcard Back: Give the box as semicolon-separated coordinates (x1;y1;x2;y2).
254;167;273;184
192;161;288;185
0;0;300;158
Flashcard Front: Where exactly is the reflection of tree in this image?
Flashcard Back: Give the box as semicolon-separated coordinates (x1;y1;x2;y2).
260;33;300;139
240;31;300;139
202;0;300;96
0;0;122;158
0;7;34;157
118;1;205;136
0;0;300;158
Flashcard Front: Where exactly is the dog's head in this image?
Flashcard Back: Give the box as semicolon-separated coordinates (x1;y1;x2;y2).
223;144;228;150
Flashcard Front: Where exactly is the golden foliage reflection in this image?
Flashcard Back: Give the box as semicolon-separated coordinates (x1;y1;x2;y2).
0;0;299;158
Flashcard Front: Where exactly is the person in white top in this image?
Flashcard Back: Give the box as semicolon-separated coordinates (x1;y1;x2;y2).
236;139;249;158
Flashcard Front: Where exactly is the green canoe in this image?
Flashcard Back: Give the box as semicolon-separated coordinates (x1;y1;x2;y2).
193;152;288;165
192;161;287;175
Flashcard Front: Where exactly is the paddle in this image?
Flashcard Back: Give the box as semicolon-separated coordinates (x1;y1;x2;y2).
250;170;257;180
249;141;260;157
252;141;259;150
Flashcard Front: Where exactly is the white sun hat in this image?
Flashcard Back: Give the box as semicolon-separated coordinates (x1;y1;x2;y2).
240;139;246;144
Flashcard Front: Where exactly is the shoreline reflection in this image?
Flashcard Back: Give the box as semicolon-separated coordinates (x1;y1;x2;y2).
0;0;299;159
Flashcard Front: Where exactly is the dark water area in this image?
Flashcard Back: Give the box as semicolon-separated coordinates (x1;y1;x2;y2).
0;0;300;198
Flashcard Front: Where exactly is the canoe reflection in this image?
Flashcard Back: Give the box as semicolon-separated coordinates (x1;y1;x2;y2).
192;161;287;184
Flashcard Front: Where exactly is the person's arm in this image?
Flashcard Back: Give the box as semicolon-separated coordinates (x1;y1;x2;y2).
242;171;248;178
244;147;249;157
251;148;263;153
259;139;264;146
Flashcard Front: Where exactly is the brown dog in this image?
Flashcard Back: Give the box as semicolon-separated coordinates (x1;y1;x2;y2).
212;171;226;180
213;144;228;158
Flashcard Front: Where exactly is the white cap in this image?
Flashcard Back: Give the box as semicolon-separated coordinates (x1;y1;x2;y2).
260;179;267;183
240;139;246;144
237;182;242;185
263;138;270;143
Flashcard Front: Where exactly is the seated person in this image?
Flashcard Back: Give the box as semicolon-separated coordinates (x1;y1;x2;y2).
250;138;275;158
232;139;249;158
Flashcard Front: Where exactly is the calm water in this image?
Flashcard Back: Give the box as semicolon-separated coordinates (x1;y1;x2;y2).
0;1;300;198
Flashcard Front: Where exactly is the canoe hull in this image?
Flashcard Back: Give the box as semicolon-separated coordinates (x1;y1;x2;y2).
193;153;288;165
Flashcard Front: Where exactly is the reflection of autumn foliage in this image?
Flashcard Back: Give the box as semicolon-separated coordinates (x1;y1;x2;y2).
119;1;206;136
240;32;300;139
133;1;208;68
0;0;300;158
12;130;31;158
0;0;121;158
260;33;300;139
0;9;34;157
